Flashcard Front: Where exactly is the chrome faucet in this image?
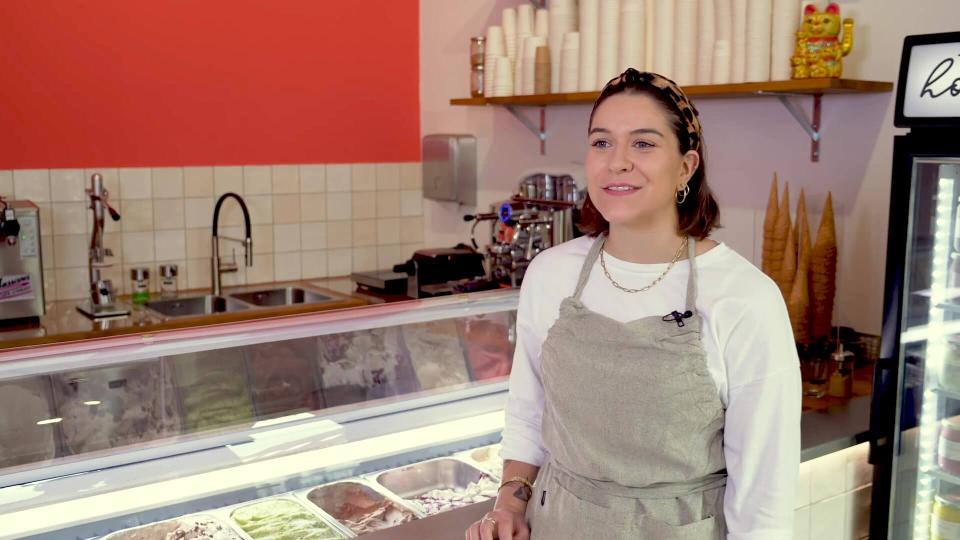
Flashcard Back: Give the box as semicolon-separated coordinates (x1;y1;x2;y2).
76;173;129;318
212;192;253;297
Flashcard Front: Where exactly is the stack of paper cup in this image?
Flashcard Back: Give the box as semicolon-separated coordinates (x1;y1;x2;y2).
484;26;506;98
535;8;550;38
523;36;547;95
770;0;800;80
697;0;716;85
674;0;698;86
746;0;773;82
503;8;518;65
549;0;577;93
579;0;599;91
560;31;581;92
620;0;646;72
492;56;514;97
515;4;535;95
713;0;733;83
731;0;747;82
535;46;552;94
653;0;674;78
597;0;621;89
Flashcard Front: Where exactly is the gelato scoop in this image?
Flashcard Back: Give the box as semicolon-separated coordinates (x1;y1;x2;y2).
104;515;241;539
231;499;344;540
307;482;416;534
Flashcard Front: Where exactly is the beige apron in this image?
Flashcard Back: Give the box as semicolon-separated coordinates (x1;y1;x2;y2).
526;235;727;539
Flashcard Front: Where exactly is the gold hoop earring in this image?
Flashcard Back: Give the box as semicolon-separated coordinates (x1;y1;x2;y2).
676;184;690;205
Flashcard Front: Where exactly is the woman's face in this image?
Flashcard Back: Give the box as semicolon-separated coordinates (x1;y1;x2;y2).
585;93;699;230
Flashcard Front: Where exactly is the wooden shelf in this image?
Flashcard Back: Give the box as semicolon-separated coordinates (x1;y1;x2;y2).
451;78;894;160
450;79;893;107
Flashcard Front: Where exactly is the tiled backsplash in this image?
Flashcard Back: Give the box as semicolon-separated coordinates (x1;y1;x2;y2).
0;164;425;301
795;443;872;540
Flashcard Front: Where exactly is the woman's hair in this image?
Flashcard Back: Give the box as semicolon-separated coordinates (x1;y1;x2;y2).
578;69;720;240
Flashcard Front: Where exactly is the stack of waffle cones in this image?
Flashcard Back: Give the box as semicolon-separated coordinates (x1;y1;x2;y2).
761;174;837;344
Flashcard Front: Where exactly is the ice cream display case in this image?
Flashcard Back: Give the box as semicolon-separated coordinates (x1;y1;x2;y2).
0;289;518;540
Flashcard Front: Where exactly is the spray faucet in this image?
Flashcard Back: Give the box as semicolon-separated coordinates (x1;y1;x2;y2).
211;192;253;296
76;173;128;318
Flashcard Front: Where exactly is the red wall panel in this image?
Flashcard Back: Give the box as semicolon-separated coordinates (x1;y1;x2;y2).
0;1;420;168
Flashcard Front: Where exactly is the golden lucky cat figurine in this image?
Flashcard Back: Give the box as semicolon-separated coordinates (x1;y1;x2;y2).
791;3;854;79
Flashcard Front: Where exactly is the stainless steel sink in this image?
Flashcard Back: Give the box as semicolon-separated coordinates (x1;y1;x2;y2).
228;286;333;307
145;295;250;318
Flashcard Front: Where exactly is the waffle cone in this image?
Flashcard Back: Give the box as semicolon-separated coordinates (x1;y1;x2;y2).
811;192;838;339
789;247;812;344
762;174;780;276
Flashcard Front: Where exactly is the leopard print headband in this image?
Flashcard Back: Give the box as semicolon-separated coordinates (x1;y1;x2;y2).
599;69;703;152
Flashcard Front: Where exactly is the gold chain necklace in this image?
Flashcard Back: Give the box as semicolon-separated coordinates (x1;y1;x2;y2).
599;236;688;294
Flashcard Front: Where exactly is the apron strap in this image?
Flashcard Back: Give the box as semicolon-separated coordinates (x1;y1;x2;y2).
573;234;606;300
685;236;697;313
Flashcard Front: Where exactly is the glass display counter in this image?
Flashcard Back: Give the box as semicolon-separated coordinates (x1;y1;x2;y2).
0;290;518;539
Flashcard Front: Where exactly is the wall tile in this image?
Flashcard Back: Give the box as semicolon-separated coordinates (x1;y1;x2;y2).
185;198;214;229
352;246;377;272
50;169;86;202
52;202;87;235
218;262;246;288
400;162;422;190
401;242;424;256
152;168;184;199
301;250;328;279
274;252;302;281
37;203;52;236
155;230;186;261
273;223;301;253
327;192;352;221
213;166;243;196
352;219;377;247
300;164;325;193
84;169;119;199
122;232;155;263
376;191;401;217
118;168;152;199
327;248;352;276
55;267;88;300
243;166;272;195
376;163;401;191
400;216;424;244
378;245;404;269
186;228;212;259
327;164;351;192
42;269;57;302
183;167;214;197
811;448;848;503
301;193;327;222
246;194;273;225
186;258;212;290
41;235;54;269
845;443;872;492
153;199;185;230
352;164;376;191
845;486;871;540
271;165;299;194
272;194;301;224
103;232;123;263
53;234;88;268
121;200;155;232
352;192;377;220
301;222;327;251
13;169;51;202
252;224;273;254
377;218;401;245
400;189;423;217
794;506;811;540
247;253;274;284
810;495;846;540
0;171;13;196
326;221;352;249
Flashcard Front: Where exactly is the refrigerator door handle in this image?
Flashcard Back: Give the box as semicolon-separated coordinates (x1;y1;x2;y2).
869;356;897;465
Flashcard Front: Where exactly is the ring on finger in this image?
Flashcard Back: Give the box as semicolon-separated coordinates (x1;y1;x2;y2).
481;515;498;528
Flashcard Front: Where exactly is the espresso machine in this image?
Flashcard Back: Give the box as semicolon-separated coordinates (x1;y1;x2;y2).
465;173;583;287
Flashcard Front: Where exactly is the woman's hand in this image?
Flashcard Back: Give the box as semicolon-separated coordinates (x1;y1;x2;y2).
465;507;530;540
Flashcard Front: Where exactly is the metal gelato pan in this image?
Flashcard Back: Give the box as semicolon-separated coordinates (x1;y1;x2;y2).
228;496;349;540
458;444;504;478
371;458;500;516
301;480;422;536
102;513;251;540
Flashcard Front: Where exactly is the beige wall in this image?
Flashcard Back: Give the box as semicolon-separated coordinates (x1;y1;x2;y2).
0;164;425;301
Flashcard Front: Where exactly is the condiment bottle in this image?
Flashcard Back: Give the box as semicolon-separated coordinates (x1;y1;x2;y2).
130;267;150;305
827;346;854;398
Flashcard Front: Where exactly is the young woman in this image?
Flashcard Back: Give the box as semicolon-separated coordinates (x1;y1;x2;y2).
466;69;801;539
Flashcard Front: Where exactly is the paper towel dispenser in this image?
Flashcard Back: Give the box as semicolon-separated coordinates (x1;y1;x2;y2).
422;134;477;206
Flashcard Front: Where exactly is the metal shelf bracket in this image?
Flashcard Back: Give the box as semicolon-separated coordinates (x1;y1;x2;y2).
505;105;547;155
775;92;823;162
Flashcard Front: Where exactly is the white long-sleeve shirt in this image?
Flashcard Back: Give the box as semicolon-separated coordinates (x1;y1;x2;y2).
502;235;801;539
